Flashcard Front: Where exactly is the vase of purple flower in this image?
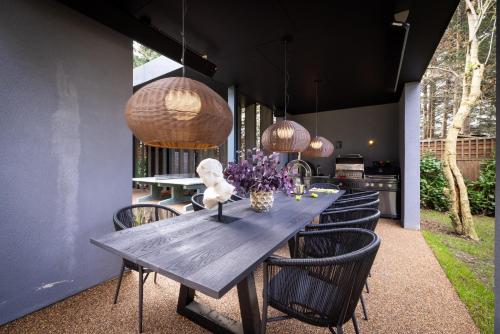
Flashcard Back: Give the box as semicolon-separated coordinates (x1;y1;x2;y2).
224;148;293;212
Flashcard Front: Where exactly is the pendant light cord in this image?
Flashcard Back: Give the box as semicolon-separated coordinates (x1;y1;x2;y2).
315;80;319;137
283;39;289;120
181;0;186;77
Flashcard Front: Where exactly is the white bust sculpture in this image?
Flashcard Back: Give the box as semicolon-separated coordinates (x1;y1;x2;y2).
196;158;235;209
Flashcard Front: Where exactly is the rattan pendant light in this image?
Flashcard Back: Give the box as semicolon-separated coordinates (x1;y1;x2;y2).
302;81;334;157
261;39;310;153
124;0;232;149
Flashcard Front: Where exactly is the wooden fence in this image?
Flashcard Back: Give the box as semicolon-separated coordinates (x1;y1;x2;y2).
420;137;495;180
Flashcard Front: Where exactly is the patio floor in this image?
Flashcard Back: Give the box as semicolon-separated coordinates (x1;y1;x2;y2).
0;192;479;333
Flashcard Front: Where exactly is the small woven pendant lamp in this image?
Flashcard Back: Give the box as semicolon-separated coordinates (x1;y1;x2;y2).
302;80;334;157
124;0;232;149
261;39;310;153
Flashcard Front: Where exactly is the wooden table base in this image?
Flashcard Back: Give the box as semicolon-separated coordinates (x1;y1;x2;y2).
177;273;261;334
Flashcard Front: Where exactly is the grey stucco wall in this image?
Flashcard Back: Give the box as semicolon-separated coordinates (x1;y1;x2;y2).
398;82;421;230
0;0;132;324
291;103;399;175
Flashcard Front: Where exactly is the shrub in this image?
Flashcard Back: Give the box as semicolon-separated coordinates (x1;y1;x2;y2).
420;154;450;211
468;157;496;216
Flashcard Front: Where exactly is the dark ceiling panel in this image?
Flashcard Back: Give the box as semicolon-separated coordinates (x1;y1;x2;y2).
58;0;459;114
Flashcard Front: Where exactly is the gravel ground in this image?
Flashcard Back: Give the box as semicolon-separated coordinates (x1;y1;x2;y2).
0;192;479;333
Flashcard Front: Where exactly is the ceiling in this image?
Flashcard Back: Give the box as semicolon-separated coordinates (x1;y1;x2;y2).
58;0;459;114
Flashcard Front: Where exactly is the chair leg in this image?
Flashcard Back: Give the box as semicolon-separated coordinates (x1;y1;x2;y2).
113;261;125;304
328;325;344;334
154;272;157;284
261;265;269;334
365;280;370;293
352;313;360;334
138;266;144;333
360;294;368;320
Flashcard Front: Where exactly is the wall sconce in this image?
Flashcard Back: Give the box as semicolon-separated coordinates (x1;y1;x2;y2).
368;139;375;146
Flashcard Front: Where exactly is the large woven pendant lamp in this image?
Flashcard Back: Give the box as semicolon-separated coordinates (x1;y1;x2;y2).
124;0;232;149
302;81;334;157
261;39;310;153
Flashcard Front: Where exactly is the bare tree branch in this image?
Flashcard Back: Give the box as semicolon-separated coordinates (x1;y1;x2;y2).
484;17;496;64
427;66;460;77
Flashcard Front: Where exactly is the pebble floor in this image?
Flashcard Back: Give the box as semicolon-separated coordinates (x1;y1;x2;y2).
0;190;479;333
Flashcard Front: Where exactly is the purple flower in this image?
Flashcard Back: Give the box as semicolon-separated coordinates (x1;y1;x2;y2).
224;148;293;195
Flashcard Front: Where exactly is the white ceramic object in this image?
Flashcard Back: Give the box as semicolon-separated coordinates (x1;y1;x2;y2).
196;158;235;209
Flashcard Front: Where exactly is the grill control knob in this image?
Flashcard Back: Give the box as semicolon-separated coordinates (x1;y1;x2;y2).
370;183;374;187
365;183;369;187
378;183;383;188
388;184;393;188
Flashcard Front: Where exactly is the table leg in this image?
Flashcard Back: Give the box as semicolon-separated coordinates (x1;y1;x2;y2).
237;272;261;334
159;185;192;205
176;275;261;334
137;184;163;202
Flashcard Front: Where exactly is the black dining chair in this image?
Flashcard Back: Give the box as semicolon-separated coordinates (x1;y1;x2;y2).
191;193;244;211
325;197;380;212
340;191;379;200
310;182;340;190
308;208;381;320
191;193;206;211
315;208;381;230
262;228;380;334
113;204;181;333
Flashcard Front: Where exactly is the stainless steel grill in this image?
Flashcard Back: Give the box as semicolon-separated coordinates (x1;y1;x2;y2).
335;154;364;179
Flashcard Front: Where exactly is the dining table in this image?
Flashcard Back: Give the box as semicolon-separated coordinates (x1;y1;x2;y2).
90;190;344;334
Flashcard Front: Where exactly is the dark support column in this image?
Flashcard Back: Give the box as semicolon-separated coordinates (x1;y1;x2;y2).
163;148;168;174
228;85;239;162
245;104;256;151
132;136;137;178
147;146;152;177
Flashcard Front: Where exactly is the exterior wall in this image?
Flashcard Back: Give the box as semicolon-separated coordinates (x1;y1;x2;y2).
0;0;132;324
291;103;399;175
398;82;421;230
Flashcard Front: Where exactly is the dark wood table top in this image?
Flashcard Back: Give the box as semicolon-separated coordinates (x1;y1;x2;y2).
91;190;344;299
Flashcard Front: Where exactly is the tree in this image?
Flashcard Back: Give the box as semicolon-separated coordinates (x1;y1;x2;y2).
133;41;161;68
442;0;495;239
420;0;496;139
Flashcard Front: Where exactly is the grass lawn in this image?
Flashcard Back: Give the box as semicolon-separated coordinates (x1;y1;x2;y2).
421;209;494;334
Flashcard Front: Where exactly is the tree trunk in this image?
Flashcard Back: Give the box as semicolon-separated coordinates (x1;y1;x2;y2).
441;79;450;138
428;82;435;138
442;0;487;240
